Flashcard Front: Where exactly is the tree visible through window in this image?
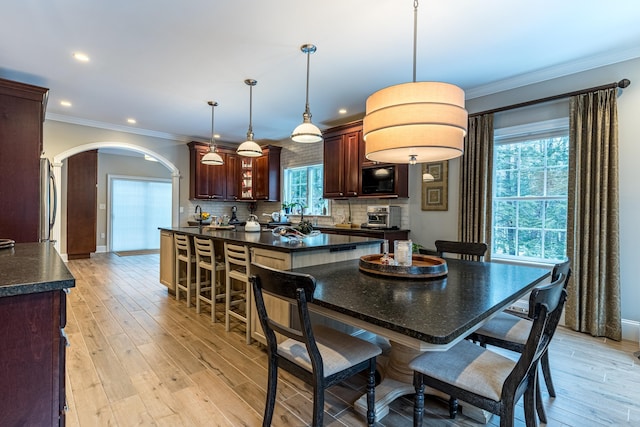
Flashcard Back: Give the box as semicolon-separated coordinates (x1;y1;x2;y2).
492;124;569;263
283;164;328;215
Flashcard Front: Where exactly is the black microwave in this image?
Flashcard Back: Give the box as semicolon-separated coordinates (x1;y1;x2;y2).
361;165;395;194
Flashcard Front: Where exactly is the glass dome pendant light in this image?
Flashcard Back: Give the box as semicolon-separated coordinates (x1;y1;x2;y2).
236;79;263;157
201;101;224;165
291;44;323;143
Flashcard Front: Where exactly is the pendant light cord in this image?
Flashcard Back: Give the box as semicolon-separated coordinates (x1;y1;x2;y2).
413;0;418;83
247;81;254;140
305;49;311;114
210;101;217;150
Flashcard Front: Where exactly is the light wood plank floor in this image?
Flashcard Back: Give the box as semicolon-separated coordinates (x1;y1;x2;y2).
63;253;640;426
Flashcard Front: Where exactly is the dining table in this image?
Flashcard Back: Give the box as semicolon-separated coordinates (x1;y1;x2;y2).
291;257;551;422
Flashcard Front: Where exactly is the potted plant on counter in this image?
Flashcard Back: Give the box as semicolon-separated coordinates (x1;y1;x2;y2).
281;202;294;214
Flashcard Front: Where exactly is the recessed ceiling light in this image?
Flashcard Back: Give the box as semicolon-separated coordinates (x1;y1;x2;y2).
72;52;90;62
60;100;72;107
213;134;221;139
127;118;137;124
339;108;347;114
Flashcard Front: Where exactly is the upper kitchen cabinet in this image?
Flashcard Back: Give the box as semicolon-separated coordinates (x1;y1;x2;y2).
239;145;282;201
323;120;409;199
323;122;361;198
0;78;48;243
188;142;281;202
188;142;233;200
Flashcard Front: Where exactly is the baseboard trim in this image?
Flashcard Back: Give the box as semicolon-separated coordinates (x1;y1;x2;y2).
622;319;640;345
96;245;107;253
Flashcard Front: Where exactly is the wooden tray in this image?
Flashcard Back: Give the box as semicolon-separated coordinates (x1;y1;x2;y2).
359;254;447;279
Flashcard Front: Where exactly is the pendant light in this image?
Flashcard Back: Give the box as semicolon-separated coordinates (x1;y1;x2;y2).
201;101;224;165
291;44;323;143
363;0;468;164
236;79;263;157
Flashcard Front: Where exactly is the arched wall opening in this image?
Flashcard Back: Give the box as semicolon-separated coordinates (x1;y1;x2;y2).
52;141;180;256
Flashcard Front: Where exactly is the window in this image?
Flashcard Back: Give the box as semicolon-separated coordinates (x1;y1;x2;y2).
283;164;328;215
109;176;172;251
492;120;569;263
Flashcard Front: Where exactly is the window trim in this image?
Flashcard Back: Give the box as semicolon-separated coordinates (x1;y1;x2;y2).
491;118;569;263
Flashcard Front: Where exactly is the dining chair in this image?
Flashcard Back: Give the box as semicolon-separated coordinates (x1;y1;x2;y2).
193;236;226;322
410;272;568;427
174;233;196;307
224;242;252;344
434;240;488;261
250;262;382;427
468;259;571;422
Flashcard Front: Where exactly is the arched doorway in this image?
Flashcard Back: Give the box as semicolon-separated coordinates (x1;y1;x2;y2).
52;141;180;257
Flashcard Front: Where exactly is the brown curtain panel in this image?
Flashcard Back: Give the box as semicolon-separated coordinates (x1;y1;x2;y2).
567;88;621;340
459;113;494;260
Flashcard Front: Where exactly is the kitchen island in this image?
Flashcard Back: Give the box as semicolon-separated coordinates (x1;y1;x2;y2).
159;226;382;343
0;242;76;425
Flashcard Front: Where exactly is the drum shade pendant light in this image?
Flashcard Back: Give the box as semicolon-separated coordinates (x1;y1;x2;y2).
363;0;468;164
201;101;224;165
237;79;263;157
291;44;323;143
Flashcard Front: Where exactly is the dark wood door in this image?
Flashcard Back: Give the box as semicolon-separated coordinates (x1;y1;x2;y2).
0;290;64;426
323;134;346;198
0;79;47;242
343;129;361;197
67;150;97;259
225;152;240;201
253;154;269;200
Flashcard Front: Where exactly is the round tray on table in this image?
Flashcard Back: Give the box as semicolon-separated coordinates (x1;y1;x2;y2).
359;254;448;279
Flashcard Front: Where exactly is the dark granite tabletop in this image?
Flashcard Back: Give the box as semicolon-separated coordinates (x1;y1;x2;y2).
291;258;551;345
0;242;76;298
160;227;383;253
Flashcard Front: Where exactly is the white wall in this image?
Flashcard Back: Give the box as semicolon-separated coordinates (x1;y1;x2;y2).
408;57;640;337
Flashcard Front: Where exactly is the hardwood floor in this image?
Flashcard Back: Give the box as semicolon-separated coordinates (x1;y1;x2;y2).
64;253;640;426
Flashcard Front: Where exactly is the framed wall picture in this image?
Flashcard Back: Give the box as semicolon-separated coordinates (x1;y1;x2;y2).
421;161;448;211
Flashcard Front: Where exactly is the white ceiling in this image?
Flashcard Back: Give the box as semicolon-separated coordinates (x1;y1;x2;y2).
3;0;640;146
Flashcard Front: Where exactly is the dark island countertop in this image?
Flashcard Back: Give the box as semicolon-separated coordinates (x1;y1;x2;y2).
0;242;76;298
292;258;550;346
160;226;383;253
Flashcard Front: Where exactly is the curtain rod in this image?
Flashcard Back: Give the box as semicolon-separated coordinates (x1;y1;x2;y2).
469;78;631;117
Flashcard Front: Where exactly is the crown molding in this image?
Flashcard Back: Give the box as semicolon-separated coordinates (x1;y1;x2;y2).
45;113;191;142
465;45;640;100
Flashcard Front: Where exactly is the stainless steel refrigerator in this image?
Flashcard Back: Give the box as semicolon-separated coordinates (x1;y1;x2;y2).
39;157;57;242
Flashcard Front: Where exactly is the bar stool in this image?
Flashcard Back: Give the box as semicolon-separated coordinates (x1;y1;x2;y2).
193;236;226;322
174;233;196;307
224;242;252;344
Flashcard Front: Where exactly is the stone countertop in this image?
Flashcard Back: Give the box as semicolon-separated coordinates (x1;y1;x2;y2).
160;227;383;253
292;258;550;345
313;225;410;233
0;242;76;298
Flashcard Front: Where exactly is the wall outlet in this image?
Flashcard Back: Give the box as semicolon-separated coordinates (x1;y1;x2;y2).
100;232;105;239
179;206;184;213
99;203;106;210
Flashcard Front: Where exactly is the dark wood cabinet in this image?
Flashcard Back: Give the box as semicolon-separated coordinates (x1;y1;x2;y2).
253;146;282;201
189;142;280;201
66;150;97;259
188;142;229;199
0;290;67;425
225;152;241;200
323;121;409;199
323;122;361;198
0;78;48;243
